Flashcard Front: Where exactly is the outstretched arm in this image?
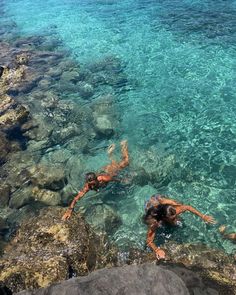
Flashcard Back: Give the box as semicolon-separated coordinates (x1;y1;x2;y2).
158;197;181;206
62;185;89;220
177;205;216;224
146;223;166;259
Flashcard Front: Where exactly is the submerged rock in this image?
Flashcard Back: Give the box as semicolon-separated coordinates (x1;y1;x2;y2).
131;146;176;188
91;95;118;138
0;131;10;164
31;187;62;206
0;207;117;293
0;184;11;208
8;187;33;209
28;164;67;191
0;95;29;130
82;204;122;235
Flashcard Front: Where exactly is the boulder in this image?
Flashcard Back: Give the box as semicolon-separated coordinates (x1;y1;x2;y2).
91;95;118;138
125;242;236;293
131;146;176;187
82;204;122;234
77;81;94;99
0;184;11;208
93;114;114;137
0;207;117;293
8;187;33;209
0;132;10;164
16;262;229;295
28;164;67;191
31;187;62;206
16;263;190;295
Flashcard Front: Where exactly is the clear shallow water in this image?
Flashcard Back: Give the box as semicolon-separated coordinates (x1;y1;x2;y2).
1;0;236;252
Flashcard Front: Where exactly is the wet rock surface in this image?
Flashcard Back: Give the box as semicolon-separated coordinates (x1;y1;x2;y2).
0;207;118;293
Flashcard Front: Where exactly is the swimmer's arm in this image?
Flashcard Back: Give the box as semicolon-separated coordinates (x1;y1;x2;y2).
178;205;216;224
62;185;89;220
69;184;89;209
146;223;165;259
158;197;181;206
147;227;159;252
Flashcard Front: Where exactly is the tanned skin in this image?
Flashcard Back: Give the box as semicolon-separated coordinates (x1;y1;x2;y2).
146;197;216;260
62;140;129;220
219;225;236;242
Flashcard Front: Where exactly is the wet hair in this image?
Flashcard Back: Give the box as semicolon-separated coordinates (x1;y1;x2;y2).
144;204;176;224
85;172;97;182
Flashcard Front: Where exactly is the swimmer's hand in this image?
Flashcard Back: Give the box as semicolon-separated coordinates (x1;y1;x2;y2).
219;225;226;233
155;248;166;260
62;209;73;221
203;215;216;224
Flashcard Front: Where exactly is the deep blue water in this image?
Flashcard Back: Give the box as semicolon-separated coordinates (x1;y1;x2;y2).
1;0;236;253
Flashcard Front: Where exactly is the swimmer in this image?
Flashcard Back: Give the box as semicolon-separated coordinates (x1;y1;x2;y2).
143;194;216;260
62;140;129;220
219;225;236;242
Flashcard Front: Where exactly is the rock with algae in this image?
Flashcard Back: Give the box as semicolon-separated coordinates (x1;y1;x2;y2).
0;207;118;293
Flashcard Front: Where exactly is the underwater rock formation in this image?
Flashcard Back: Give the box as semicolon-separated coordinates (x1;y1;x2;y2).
28;164;67;191
0;95;29;131
0;207;117;293
0;184;10;208
91;94;118;138
81;203;122;235
131;146;176;188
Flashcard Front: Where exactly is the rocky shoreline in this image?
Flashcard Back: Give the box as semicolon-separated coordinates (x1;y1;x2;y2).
0;207;235;294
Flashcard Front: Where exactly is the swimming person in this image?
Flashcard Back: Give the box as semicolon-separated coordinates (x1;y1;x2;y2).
219;225;236;242
144;194;216;259
62;140;129;220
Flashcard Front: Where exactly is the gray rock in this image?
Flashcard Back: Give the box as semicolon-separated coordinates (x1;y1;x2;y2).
93;114;114;137
77;81;94;99
0;131;10;164
29;164;67;191
0;184;11;208
17;262;226;295
83;204;122;234
8;187;33;209
17;263;190;295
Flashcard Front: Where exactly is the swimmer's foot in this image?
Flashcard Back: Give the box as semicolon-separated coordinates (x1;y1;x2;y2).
120;140;128;148
108;143;116;157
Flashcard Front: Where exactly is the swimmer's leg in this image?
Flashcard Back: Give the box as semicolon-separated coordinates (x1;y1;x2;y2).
102;140;129;176
219;225;236;241
107;143;116;163
118;140;129;169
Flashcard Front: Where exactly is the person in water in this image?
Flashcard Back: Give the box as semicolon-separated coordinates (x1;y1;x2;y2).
144;194;216;259
219;225;236;242
62;140;129;220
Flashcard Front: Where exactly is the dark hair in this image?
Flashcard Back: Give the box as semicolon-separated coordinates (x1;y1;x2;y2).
144;204;176;224
85;172;97;182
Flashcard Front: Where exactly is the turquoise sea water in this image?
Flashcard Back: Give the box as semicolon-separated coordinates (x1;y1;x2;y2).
1;0;236;253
